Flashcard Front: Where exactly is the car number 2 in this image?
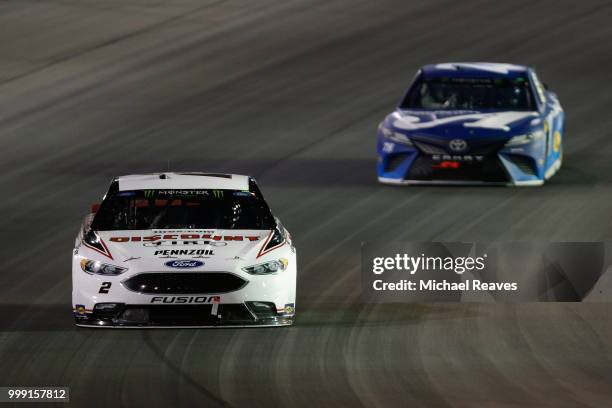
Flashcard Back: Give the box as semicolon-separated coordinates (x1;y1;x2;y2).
99;282;112;294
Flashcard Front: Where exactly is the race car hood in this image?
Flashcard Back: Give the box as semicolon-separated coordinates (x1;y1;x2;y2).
390;109;540;142
84;229;273;270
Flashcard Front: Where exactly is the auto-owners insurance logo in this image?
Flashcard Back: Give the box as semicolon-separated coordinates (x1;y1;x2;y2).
165;260;204;268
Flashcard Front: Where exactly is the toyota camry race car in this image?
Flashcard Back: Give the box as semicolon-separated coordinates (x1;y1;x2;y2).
377;62;564;185
72;173;296;327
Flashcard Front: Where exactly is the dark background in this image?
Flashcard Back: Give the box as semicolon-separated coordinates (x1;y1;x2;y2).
1;1;612;406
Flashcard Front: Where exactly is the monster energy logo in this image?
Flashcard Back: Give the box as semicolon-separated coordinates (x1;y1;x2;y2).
145;190;212;197
212;190;224;198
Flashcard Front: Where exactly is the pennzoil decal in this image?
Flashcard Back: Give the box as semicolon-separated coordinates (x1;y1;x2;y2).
73;305;91;316
154;249;214;257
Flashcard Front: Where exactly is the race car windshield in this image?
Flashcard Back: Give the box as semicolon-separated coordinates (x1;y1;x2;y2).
91;189;276;230
401;77;537;111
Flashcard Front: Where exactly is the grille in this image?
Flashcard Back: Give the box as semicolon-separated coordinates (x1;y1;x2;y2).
122;273;247;294
385;153;411;172
411;137;508;156
116;304;255;325
469;143;505;155
414;141;447;155
505;154;536;176
407;155;509;182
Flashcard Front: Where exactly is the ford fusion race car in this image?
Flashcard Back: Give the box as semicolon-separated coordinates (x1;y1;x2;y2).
72;173;296;327
377;62;564;185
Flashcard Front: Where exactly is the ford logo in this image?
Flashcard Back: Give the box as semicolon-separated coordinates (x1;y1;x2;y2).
165;260;204;268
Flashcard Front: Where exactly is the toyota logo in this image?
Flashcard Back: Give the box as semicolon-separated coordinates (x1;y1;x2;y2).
449;139;468;152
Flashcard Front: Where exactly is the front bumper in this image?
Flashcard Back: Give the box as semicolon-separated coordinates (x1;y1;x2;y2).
72;257;297;328
74;302;294;327
376;138;547;186
377;177;544;186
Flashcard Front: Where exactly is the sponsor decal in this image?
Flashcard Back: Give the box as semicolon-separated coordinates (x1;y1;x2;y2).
283;303;295;316
145;240;227;247
382;142;394;153
117;191;136;197
155;249;214;257
165;259;204;268
432;161;460;170
73;305;88;316
144;189;208;197
110;234;260;243
233;191;255;197
150;296;220;304
553;131;561;152
151;230;214;233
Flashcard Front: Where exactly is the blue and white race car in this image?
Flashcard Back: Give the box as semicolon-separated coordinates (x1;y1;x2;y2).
377;62;564;185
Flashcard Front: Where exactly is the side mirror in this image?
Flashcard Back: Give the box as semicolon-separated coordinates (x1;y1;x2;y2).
543;82;549;90
91;203;101;213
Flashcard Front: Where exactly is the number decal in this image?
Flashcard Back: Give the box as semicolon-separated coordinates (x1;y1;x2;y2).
99;282;112;294
382;142;394;153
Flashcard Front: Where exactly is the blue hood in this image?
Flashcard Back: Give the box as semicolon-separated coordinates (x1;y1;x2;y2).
390;109;540;142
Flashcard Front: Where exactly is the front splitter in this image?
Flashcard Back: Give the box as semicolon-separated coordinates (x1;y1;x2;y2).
75;316;294;328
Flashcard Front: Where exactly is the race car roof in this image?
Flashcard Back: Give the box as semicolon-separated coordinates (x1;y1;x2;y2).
421;62;530;79
116;173;250;191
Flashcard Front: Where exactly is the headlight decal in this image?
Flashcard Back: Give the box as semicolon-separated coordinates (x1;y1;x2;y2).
505;130;545;147
242;259;288;275
80;259;128;276
380;126;414;146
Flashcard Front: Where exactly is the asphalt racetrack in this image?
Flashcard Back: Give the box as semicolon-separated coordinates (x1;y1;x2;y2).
2;1;612;406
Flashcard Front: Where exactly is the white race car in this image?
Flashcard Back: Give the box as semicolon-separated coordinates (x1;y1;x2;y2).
72;173;296;327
